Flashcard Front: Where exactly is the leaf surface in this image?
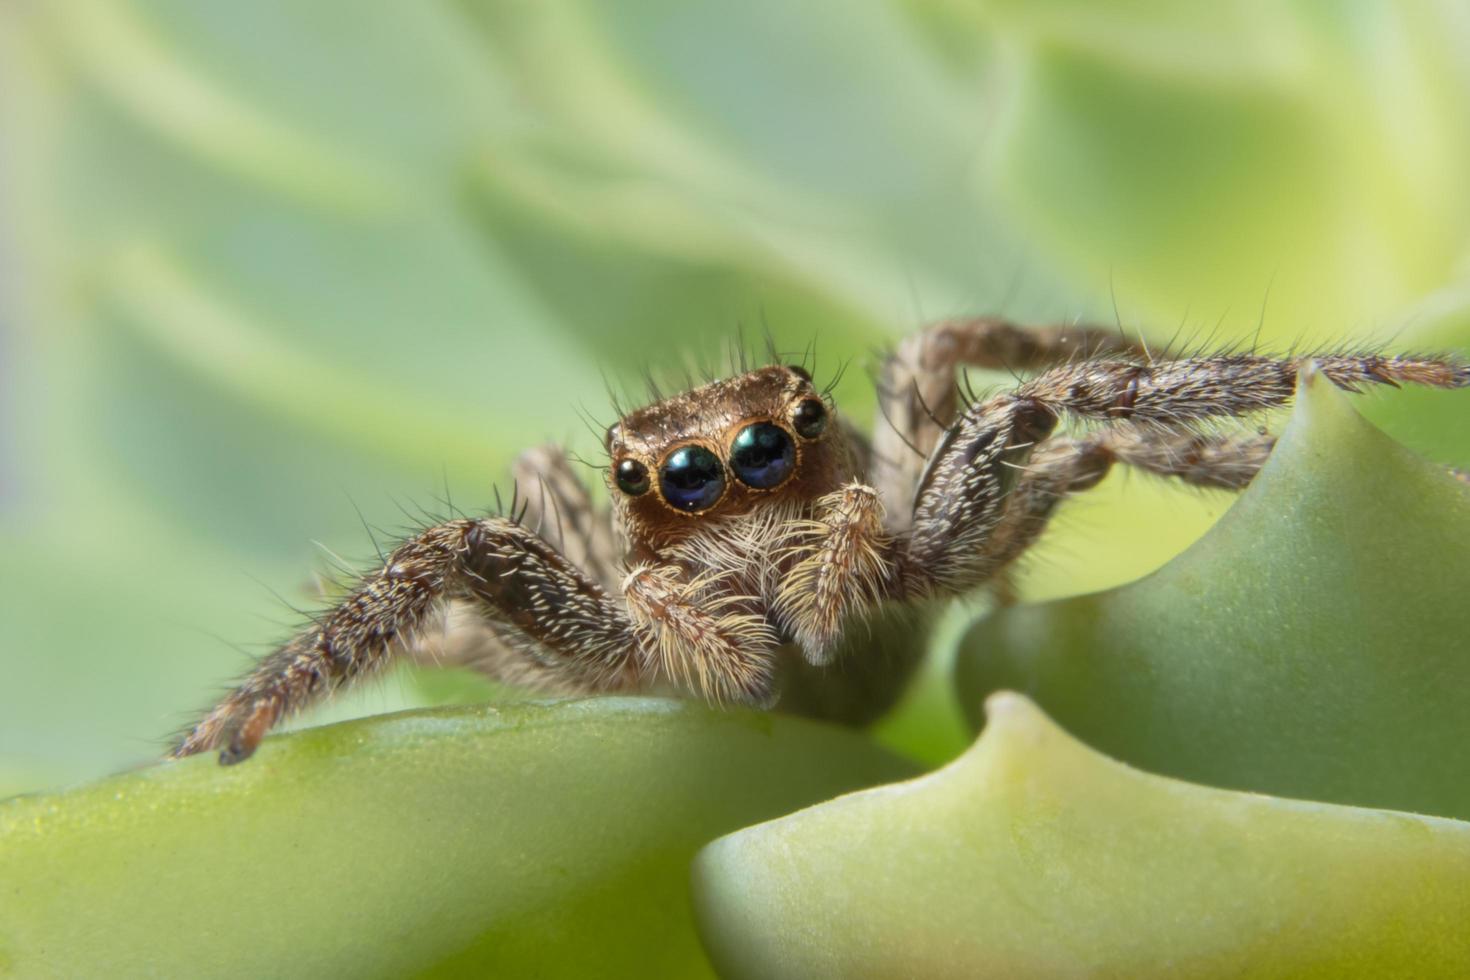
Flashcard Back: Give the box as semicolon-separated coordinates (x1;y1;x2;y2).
0;698;913;979
956;371;1470;818
694;693;1470;979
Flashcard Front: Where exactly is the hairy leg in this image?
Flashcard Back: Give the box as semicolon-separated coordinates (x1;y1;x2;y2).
404;601;593;694
986;418;1470;593
174;518;640;764
404;445;624;688
176;516;785;764
902;353;1468;597
621;563;778;706
773;483;895;664
1012;353;1468;425
872;317;1146;529
512;444;621;591
982;429;1278;582
1089;428;1278;490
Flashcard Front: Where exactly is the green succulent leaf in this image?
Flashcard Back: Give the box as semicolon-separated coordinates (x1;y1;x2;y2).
956;369;1470;819
693;692;1470;979
0;698;913;979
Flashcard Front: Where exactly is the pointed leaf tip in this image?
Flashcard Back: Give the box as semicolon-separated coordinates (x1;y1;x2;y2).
957;371;1470;818
694;694;1470;979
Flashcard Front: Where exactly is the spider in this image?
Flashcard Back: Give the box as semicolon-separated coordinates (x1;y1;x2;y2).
171;318;1469;764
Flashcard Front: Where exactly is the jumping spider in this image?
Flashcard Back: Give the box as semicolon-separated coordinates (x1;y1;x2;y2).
172;318;1469;764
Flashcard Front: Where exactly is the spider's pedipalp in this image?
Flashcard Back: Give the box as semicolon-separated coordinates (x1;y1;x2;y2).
774;483;895;664
622;564;778;706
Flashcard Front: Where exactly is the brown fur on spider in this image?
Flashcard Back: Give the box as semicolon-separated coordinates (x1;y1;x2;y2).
171;318;1470;765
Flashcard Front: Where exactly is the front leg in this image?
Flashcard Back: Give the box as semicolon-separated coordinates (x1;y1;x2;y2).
900;351;1469;598
901;393;1061;595
172;518;640;764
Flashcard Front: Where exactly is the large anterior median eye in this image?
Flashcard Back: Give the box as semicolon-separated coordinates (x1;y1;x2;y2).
659;445;726;512
729;422;796;490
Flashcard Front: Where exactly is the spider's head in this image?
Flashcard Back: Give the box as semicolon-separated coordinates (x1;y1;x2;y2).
605;365;853;552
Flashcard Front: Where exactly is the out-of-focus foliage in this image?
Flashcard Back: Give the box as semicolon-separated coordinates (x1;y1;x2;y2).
695;693;1470;979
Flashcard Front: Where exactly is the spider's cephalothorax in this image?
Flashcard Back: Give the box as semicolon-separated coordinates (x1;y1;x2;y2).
606;364;856;551
172;318;1470;764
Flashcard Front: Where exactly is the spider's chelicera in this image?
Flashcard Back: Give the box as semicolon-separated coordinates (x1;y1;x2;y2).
171;318;1470;765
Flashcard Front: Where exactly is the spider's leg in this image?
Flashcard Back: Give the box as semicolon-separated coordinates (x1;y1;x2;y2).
987;423;1470;598
1011;352;1468;427
981;430;1278;592
772;483;895;664
901;393;1060;595
871;317;1146;530
404;445;627;689
511;444;622;591
901;351;1468;597
1084;428;1278;491
176;512;785;765
173;518;643;765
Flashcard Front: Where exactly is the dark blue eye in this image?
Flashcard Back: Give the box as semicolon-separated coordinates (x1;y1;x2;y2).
659;445;726;512
729;422;795;490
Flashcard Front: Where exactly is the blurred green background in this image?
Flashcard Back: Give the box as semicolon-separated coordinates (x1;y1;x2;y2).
2;0;1468;796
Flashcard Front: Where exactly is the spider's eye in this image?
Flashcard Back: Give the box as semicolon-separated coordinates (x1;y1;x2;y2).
792;397;827;439
659;445;725;512
615;458;650;496
729;422;796;490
